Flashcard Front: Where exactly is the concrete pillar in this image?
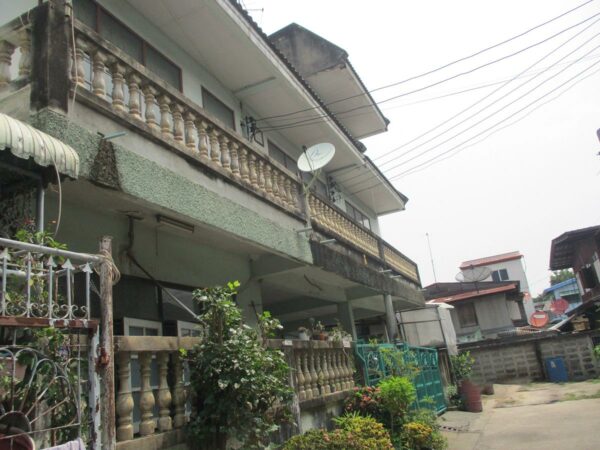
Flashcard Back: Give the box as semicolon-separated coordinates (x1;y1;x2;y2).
337;300;357;341
383;293;399;342
237;279;262;327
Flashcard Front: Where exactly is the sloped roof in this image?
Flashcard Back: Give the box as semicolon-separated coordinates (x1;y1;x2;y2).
460;251;523;269
549;225;600;270
427;283;519;304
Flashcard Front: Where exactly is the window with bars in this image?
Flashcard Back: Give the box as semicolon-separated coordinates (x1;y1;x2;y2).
74;0;182;90
345;202;371;230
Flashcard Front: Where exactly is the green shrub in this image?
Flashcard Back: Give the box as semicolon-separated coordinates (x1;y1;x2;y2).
283;414;393;450
344;385;386;424
450;351;475;381
378;376;416;434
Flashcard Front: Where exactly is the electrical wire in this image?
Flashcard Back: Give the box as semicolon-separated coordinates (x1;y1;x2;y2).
348;56;600;195
399;64;600;179
254;0;596;124
341;20;600;191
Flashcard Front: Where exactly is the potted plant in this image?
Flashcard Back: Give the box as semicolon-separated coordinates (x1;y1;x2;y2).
298;327;310;341
311;320;327;341
450;351;482;412
329;320;352;344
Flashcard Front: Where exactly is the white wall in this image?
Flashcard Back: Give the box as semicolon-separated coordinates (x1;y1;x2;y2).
479;258;530;292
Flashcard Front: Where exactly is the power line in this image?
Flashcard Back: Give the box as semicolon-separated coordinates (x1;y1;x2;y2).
255;0;595;124
351;55;600;193
341;20;600;191
399;63;600;179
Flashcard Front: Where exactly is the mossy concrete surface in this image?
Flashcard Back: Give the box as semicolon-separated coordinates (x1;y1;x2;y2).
30;108;313;264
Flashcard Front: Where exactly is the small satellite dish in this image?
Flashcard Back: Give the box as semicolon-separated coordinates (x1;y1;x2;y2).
455;266;491;283
297;142;335;173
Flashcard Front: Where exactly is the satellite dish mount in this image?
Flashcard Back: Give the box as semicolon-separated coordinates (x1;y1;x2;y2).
296;142;335;226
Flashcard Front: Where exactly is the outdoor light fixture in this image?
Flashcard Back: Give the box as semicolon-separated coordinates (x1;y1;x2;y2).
296;227;313;234
379;269;392;274
156;215;194;233
390;275;403;279
319;238;336;244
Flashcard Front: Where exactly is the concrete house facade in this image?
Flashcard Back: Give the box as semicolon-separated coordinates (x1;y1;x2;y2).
0;0;424;447
426;282;526;343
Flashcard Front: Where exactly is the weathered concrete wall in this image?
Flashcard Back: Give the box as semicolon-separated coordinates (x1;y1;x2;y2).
30;108;313;265
461;330;600;385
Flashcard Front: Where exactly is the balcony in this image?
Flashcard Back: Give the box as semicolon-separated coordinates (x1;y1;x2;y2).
0;9;419;287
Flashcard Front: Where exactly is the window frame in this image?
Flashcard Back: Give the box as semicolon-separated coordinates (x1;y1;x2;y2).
491;269;509;282
456;302;478;328
201;88;236;130
75;0;183;91
345;201;372;231
268;140;296;172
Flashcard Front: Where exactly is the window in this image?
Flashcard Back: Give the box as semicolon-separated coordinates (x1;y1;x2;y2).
177;320;201;337
268;141;296;171
301;173;328;199
456;303;478;328
580;266;599;290
74;0;182;90
202;89;235;129
491;269;509;282
346;202;371;230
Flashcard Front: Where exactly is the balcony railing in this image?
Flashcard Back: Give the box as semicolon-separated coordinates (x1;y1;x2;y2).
113;336;199;445
309;194;420;284
70;21;304;218
0;15;31;91
266;339;355;404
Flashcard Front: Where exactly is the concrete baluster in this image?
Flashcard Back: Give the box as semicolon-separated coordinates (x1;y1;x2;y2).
157;352;173;432
138;352;156;436
116;352;134;442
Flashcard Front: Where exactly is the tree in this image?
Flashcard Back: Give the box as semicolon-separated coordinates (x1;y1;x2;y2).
550;269;574;286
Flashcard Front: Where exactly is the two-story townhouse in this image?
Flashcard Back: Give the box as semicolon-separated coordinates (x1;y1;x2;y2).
460;251;535;320
0;0;425;447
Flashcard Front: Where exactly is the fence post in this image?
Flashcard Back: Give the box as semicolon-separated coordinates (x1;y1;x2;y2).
99;236;116;450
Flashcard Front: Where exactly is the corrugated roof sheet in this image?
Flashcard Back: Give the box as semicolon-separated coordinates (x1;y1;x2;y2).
0;112;79;179
459;251;523;269
427;283;519;304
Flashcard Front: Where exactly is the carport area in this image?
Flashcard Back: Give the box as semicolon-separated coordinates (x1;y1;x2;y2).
441;381;600;450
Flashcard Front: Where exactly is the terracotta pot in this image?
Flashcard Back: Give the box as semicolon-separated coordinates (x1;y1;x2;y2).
482;383;494;395
460;379;482;412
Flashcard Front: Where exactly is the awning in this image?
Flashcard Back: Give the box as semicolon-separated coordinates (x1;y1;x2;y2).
0;112;79;178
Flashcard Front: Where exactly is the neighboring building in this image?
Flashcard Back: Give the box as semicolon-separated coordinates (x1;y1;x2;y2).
396;304;458;354
0;1;424;447
460;251;535;320
538;278;582;315
425;282;526;343
550;225;600;305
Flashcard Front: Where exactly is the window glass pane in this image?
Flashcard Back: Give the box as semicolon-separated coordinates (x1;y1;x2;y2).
500;269;509;281
145;328;159;336
457;303;477;327
73;0;97;29
491;271;500;282
268;142;286;167
129;326;144;336
100;11;143;62
146;45;181;90
202;89;235;129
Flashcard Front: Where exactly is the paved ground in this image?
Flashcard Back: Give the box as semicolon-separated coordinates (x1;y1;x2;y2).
440;381;600;450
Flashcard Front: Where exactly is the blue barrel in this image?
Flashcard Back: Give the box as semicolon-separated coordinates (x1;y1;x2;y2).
545;357;568;382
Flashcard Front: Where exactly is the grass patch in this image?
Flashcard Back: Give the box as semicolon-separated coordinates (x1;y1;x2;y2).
560;389;600;402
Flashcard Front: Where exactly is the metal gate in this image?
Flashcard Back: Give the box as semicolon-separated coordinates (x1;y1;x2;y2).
355;342;446;414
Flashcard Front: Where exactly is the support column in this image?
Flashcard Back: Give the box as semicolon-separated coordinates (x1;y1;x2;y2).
383;293;399;343
337;301;357;341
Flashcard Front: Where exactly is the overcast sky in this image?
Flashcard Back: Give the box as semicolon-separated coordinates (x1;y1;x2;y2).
248;0;600;296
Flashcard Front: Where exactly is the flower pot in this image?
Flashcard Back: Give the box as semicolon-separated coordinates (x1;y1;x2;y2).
482;383;494;395
298;331;310;341
459;379;482;412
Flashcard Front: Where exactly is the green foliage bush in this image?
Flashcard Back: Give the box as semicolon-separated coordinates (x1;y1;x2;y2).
282;414;393;450
344;385;386;424
450;351;475;381
187;281;292;449
378;376;416;434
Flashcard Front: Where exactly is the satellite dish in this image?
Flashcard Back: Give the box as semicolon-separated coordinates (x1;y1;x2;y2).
297;142;335;173
455;266;491;283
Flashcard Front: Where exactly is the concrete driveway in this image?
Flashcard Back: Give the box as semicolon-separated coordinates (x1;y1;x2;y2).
440;382;600;450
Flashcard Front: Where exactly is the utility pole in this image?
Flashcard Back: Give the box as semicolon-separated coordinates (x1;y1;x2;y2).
426;232;438;283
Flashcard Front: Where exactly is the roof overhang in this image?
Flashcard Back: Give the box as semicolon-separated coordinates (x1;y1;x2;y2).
0;112;79;179
549;226;600;270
